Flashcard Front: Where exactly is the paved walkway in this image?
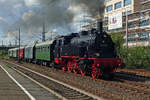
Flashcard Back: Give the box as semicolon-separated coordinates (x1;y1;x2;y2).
0;65;29;100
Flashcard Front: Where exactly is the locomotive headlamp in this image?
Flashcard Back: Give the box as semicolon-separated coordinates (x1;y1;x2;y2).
97;64;100;67
95;53;100;56
118;63;121;67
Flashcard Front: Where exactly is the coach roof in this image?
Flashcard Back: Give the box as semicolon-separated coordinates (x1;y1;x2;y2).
25;44;35;48
36;39;55;47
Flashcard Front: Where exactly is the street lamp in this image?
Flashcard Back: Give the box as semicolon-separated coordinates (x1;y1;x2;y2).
125;9;129;64
18;27;21;63
126;9;128;52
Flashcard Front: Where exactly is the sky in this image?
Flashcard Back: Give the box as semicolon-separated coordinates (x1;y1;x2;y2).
0;0;104;46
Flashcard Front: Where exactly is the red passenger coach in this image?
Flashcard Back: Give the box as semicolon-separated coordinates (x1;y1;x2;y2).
17;47;24;59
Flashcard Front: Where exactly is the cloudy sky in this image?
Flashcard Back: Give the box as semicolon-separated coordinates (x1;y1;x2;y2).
0;0;104;45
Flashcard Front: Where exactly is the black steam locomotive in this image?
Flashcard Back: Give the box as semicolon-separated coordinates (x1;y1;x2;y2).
53;22;121;78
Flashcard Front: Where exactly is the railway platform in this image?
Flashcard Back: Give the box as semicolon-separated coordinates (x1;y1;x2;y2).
0;63;60;100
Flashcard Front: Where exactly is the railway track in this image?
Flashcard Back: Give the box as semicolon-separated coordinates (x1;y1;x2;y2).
117;69;150;78
3;60;150;100
113;71;150;96
4;61;103;100
115;71;150;82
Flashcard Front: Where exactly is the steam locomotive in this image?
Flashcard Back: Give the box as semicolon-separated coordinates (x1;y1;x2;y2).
9;21;121;79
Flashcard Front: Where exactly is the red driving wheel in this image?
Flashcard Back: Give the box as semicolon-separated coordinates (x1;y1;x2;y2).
73;69;78;74
80;69;86;76
62;67;66;71
92;66;101;79
67;61;72;72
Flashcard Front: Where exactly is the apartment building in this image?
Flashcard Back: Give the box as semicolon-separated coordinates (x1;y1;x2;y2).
104;0;133;18
104;0;150;47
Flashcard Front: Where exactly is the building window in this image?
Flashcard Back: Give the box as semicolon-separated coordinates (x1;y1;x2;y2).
106;5;113;12
128;38;136;42
139;19;149;27
122;12;125;15
138;32;149;41
104;17;108;21
122;10;132;15
128;33;137;38
127;10;132;14
115;1;122;9
128;33;137;42
128;22;136;28
124;0;132;6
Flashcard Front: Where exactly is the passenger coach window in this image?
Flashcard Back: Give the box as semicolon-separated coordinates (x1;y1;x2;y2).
48;46;49;51
46;47;47;52
43;47;45;52
44;47;45;52
48;46;49;52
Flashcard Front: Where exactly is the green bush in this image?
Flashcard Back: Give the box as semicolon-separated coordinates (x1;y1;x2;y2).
0;50;9;59
110;32;126;63
110;32;150;70
127;47;150;69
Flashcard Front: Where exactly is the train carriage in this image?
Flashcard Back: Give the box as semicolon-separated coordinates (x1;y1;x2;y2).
24;44;35;62
8;48;18;58
17;47;25;59
35;40;55;65
8;49;13;57
12;48;18;58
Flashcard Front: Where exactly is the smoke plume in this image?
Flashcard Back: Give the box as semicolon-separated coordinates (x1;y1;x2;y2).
3;0;104;43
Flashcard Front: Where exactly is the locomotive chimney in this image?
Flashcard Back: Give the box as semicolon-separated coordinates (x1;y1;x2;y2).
97;19;103;34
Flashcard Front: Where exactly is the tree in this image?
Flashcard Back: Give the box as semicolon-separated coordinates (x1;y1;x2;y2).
110;32;126;61
34;40;39;44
